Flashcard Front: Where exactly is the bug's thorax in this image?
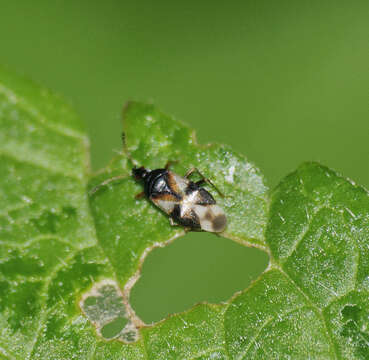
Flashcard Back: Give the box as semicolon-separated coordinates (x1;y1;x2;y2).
146;169;174;198
132;166;167;197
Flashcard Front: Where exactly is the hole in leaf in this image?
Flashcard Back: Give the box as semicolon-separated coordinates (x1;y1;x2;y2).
101;317;128;339
84;296;98;307
131;232;268;323
79;280;139;343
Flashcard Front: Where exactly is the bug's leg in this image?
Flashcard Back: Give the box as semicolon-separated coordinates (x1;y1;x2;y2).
168;217;183;227
184;167;196;178
135;191;145;199
184;168;224;197
89;175;128;196
195;179;205;186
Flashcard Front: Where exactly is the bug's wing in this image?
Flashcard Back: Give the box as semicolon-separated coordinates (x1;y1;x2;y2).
195;188;216;205
168;172;190;197
151;193;178;214
193;204;227;233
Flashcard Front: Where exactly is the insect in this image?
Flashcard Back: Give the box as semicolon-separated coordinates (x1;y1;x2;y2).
132;163;227;232
90;133;227;232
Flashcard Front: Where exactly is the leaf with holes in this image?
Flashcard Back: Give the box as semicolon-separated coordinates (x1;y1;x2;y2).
0;67;368;359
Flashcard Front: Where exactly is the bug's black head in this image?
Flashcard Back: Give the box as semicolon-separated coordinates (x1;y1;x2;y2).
132;166;149;181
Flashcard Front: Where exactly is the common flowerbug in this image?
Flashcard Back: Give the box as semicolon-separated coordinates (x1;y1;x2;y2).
90;133;227;233
132;163;227;232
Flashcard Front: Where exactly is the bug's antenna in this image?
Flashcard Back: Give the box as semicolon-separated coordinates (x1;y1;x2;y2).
89;174;128;196
88;132;137;197
121;131;127;151
121;132;139;167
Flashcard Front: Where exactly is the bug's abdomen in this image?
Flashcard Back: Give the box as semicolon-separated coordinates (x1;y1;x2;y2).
169;203;226;232
196;204;227;232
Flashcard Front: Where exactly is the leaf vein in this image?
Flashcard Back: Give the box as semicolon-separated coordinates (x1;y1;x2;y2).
0;83;86;141
0;234;78;250
27;245;97;359
282;205;326;262
188;346;225;360
0;150;82;181
0;345;16;360
276;267;340;359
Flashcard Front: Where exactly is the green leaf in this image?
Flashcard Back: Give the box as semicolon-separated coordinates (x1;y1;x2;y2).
0;68;368;359
225;163;369;359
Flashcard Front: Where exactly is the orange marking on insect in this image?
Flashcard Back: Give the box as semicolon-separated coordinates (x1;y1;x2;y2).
166;172;181;194
151;192;179;202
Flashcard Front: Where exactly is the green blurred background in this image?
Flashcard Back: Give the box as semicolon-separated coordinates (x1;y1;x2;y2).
1;0;368;323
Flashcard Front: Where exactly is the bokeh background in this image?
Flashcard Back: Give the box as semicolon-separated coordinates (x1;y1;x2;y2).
1;0;368;323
